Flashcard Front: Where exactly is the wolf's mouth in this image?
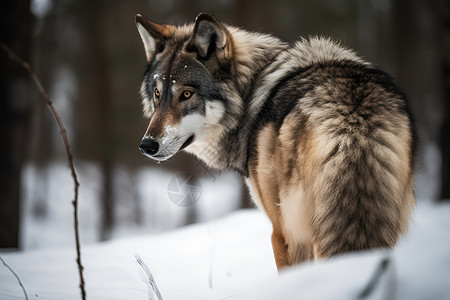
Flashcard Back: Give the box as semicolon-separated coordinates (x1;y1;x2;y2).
180;135;195;150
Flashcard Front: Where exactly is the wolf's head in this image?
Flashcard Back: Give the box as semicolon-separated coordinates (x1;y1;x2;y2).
135;13;244;164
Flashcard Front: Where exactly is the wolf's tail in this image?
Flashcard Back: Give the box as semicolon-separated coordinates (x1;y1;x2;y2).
308;93;415;258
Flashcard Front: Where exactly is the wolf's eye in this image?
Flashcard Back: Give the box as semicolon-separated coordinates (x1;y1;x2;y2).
154;88;160;99
181;90;193;100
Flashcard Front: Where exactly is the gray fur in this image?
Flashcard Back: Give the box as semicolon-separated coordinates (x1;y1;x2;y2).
135;13;416;269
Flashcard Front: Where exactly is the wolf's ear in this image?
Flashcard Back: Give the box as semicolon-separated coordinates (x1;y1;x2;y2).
187;13;233;65
135;14;175;62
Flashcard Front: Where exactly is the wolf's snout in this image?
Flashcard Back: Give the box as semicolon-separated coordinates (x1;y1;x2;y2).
139;137;159;156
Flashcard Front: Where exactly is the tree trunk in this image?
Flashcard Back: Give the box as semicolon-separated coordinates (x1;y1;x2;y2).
79;0;115;240
0;0;34;249
439;0;450;201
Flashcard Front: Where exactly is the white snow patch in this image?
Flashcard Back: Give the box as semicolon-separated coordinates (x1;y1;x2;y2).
1;202;450;299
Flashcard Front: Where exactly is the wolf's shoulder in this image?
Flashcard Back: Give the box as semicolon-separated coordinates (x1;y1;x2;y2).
248;37;369;113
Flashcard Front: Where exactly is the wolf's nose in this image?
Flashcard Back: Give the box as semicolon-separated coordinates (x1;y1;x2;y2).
139;137;159;156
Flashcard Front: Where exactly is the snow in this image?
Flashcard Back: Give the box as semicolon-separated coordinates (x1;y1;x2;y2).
1;202;450;300
0;210;275;299
3;162;450;299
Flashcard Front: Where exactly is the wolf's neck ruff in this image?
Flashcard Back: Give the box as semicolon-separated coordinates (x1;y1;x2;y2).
191;28;291;174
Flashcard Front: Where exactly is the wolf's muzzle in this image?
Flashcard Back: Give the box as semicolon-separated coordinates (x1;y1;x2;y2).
139;137;159;157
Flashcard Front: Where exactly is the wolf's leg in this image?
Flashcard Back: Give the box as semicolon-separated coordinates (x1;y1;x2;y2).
271;230;289;270
272;230;313;270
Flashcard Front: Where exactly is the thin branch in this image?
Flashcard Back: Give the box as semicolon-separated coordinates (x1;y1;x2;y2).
0;43;86;300
135;254;164;300
358;257;391;299
0;256;29;300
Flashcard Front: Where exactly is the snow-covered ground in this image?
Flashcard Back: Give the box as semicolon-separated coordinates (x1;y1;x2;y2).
1;162;449;299
1;209;275;299
1;201;450;299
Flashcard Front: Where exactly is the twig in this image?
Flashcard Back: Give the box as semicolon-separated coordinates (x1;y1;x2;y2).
358;257;391;299
0;256;29;300
0;43;86;300
135;254;164;300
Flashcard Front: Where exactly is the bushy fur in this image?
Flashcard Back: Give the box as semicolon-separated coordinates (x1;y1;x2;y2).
135;13;416;270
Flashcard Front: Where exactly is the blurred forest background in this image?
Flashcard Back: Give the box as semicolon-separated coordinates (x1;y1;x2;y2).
1;0;449;250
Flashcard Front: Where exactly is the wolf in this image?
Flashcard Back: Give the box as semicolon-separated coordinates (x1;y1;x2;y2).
135;12;416;270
